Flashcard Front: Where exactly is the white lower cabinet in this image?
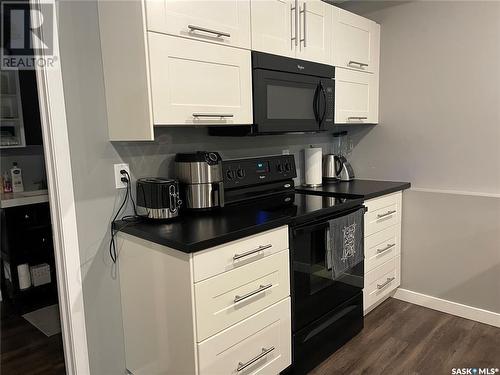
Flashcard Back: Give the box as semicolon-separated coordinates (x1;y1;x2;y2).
118;226;291;375
363;192;402;314
198;298;291;375
335;67;379;124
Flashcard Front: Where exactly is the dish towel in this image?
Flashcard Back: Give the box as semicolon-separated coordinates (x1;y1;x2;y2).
327;207;364;279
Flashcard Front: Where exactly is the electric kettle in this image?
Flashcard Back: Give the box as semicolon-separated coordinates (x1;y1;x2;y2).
323;154;355;182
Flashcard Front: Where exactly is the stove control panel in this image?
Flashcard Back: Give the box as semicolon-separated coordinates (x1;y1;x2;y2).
223;155;296;189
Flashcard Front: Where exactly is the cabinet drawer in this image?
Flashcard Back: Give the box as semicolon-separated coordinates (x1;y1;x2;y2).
194;250;290;342
197;298;291;375
364;192;402;236
148;32;253;126
193;226;288;282
145;0;251;49
364;256;400;310
364;224;400;272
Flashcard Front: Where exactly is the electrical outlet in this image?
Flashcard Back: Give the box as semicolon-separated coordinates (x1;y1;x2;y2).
114;163;130;189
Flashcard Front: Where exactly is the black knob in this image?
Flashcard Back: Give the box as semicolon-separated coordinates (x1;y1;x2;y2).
285;162;291;172
236;169;245;178
226;170;234;180
277;164;284;172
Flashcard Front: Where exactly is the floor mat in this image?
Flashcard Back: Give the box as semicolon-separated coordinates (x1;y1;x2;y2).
22;304;61;337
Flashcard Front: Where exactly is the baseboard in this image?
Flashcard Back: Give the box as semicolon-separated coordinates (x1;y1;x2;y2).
393;288;500;328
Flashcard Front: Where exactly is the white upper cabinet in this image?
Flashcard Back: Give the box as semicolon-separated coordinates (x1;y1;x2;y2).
145;0;251;49
332;7;380;74
296;0;332;64
251;0;332;64
148;33;253;126
335;67;379;124
251;0;295;58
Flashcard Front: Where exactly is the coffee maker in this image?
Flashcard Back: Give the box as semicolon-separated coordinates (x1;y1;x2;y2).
174;152;225;210
323;131;355;182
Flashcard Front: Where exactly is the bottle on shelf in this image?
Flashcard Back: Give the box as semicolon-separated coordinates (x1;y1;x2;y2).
3;170;12;193
11;162;24;193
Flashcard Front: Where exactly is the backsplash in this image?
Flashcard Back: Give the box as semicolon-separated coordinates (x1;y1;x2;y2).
112;127;345;186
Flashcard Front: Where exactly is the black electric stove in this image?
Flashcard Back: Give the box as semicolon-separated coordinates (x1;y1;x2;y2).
223;156;365;375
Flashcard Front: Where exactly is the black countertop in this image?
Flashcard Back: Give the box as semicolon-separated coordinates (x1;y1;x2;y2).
295;179;411;200
117;193;363;253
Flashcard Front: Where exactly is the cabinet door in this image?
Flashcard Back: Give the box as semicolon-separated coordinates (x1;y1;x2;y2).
333;8;380;74
148;32;253;126
251;0;296;58
296;0;332;64
335;68;378;124
145;0;251;49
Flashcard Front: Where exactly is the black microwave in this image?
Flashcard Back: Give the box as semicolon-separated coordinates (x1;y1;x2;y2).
210;52;335;136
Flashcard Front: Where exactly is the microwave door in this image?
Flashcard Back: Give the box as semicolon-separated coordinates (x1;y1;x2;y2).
253;70;322;133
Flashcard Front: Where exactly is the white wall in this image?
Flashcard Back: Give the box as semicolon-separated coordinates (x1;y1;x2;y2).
346;1;500;313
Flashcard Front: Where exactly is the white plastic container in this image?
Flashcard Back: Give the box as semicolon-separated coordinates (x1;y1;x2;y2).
10;162;24;193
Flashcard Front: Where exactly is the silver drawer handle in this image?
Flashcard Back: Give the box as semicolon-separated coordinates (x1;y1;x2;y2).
377;277;396;289
233;244;272;261
299;3;306;47
348;116;368;121
187;24;230;38
377;210;397;219
192;113;233;119
348;60;369;68
290;3;297;46
237;347;275;372
377;243;395;254
234;283;272;304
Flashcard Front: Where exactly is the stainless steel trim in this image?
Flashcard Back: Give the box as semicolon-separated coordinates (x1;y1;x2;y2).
302;183;322;188
377;210;397;219
218;181;225;208
377;277;396;289
237;347;275;372
348;116;368;121
233;244;272;261
234;283;273;304
187;24;230;38
348;60;369;69
299;2;306;47
139;206;179;220
377;243;396;254
175;162;222;184
183;183;222;209
291;3;297;46
192;113;234;119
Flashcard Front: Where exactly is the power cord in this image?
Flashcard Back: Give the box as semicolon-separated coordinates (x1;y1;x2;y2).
109;169;143;263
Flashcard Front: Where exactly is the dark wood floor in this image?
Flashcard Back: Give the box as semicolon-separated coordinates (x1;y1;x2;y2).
310;298;500;375
1;302;66;375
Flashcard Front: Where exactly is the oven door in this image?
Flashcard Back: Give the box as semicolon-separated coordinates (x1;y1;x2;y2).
291;208;364;332
253;69;334;134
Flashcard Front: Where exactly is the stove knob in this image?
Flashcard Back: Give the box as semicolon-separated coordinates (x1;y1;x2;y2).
236;169;245;179
277;164;284;173
284;162;291;172
226;170;234;180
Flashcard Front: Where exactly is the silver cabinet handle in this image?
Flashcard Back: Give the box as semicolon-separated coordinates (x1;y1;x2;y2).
192;113;233;119
348;116;368;121
291;3;298;46
187;24;230;38
377;243;395;254
234;283;272;304
377;210;397;219
233;244;272;261
348;60;369;69
299;2;306;47
377;277;396;289
237;347;275;372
